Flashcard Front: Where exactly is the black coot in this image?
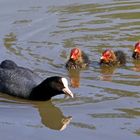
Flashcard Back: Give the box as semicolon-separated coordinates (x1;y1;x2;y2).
0;60;73;100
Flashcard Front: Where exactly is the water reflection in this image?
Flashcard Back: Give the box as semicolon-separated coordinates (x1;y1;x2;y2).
100;66;116;81
34;100;72;131
3;32;21;56
67;69;81;88
132;60;140;72
90;107;140;119
118;108;140;117
0;94;72;131
135;129;140;136
3;32;17;48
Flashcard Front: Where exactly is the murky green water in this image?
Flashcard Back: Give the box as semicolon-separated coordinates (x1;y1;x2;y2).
0;0;140;139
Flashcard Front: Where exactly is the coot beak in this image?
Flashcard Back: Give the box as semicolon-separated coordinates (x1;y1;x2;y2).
62;87;74;98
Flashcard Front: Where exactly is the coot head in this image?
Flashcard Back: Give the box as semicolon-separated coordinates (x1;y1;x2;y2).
30;76;74;100
47;76;74;97
132;41;140;59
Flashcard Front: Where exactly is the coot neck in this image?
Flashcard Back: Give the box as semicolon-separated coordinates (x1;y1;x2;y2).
29;80;62;101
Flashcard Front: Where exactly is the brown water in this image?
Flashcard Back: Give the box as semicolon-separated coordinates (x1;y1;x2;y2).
0;0;140;139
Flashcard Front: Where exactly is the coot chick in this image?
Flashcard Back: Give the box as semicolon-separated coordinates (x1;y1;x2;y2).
132;41;140;59
66;48;89;70
100;49;126;66
0;60;73;100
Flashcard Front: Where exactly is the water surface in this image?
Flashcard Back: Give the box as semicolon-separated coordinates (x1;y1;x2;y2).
0;0;140;140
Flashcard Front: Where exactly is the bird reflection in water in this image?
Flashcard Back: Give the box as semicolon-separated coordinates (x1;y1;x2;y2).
34;100;72;131
100;65;116;81
67;69;80;88
132;60;140;72
0;94;72;131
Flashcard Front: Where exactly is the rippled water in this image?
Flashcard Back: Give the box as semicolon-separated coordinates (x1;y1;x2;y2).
0;0;140;140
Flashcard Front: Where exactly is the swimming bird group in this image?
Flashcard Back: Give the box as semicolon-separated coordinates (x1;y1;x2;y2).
66;41;140;69
0;41;139;100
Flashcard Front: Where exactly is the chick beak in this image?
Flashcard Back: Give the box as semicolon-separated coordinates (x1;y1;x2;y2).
62;87;74;98
100;56;106;60
70;54;77;60
134;48;139;53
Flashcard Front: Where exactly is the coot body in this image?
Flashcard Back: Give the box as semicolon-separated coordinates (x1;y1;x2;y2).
0;60;73;100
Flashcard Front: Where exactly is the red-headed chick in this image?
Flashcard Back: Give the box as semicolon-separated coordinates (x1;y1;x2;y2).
66;48;89;70
100;49;126;66
132;41;140;59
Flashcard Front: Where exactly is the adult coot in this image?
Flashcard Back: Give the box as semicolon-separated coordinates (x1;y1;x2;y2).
66;48;89;70
132;41;140;59
100;49;126;66
0;60;73;100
